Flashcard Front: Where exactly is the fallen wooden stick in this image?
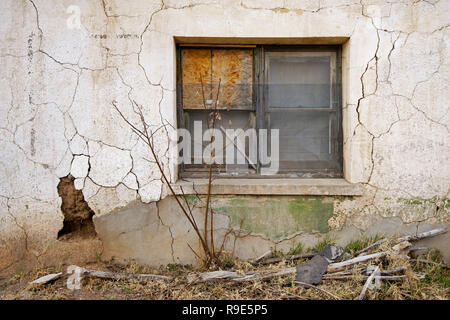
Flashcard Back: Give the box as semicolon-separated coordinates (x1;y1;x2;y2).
326;266;406;277
30;272;63;285
357;239;387;256
187;267;297;284
323;275;405;281
327;252;386;273
187;270;244;283
397;228;447;242
72;266;170;281
355;266;380;300
356;228;446;256
378;266;407;275
258;253;316;265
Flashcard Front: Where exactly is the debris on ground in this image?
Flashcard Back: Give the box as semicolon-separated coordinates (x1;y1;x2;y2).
1;228;447;300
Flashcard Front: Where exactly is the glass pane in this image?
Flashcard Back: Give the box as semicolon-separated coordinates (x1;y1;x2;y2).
267;54;331;108
269;111;332;165
185;111;255;172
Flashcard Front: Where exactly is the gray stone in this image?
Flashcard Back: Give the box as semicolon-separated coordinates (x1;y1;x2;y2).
319;244;345;262
295;255;329;287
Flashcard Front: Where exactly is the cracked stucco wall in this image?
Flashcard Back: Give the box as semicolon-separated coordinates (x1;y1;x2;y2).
0;0;449;272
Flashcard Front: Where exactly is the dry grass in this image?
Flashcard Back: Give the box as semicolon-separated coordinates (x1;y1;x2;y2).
0;244;448;300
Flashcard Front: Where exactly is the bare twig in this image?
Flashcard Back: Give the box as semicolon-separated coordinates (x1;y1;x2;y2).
250;250;272;265
357;238;387;256
112;100;212;264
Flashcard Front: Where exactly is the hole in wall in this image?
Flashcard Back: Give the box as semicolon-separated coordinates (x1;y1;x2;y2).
57;176;97;240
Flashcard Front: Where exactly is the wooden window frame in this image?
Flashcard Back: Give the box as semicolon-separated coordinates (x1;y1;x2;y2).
176;44;343;179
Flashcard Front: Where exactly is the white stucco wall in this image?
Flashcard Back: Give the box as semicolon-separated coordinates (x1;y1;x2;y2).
0;0;449;271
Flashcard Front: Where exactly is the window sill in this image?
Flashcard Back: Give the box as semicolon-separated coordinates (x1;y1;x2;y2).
171;178;363;196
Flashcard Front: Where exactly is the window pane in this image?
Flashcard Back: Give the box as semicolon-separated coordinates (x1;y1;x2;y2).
185;110;255;172
269;111;333;165
267;53;332;108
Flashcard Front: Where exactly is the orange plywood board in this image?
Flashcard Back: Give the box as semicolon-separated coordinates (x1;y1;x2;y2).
181;48;253;110
182;48;212;109
212;49;253;109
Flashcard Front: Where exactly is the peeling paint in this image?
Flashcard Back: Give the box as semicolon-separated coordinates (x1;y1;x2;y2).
212;196;334;239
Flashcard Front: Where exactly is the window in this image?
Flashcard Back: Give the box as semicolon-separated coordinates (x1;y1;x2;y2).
177;45;342;178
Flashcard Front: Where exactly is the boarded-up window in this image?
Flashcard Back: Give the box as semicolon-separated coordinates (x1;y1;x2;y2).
177;45;342;178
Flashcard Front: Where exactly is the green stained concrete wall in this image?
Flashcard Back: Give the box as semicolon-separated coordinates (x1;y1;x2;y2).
212;196;334;239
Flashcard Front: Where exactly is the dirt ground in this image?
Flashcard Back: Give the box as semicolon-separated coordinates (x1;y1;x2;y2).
0;245;448;300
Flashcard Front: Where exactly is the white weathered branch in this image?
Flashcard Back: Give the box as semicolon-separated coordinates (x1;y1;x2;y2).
355;266;380;300
327;252;387;273
76;266;170;281
397;228;447;242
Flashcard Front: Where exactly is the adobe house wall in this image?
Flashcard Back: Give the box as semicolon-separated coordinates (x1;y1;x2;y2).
0;0;449;274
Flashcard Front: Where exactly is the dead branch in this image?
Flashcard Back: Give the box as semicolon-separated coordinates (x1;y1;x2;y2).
325;266;406;277
323;275;406;281
30;272;62;285
187;270;243;283
258;252;316;265
112;100;215;265
356;238;387;256
356;228;446;256
355;266;380;300
327;251;387;273
187;267;297;284
250;250;272;265
397;228;447;242
76;266;170;281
